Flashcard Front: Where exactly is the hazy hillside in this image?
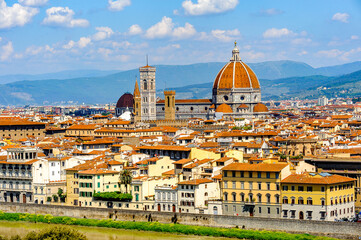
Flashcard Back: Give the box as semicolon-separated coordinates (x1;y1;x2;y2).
0;70;119;84
163;71;361;101
1;61;361;105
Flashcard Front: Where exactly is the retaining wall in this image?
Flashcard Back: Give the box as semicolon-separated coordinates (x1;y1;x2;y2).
0;203;360;239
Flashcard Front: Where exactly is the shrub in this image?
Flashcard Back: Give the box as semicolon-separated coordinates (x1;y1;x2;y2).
24;226;87;240
93;192;132;201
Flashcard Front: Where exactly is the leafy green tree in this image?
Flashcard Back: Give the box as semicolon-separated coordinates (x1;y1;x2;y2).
24;226;87;240
119;170;132;193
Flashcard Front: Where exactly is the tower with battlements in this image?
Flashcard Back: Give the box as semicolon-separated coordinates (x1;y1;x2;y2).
139;64;156;121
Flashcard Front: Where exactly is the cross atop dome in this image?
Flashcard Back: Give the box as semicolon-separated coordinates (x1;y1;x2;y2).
231;40;240;62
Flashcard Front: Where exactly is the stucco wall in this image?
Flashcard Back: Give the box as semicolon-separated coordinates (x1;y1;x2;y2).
0;203;359;239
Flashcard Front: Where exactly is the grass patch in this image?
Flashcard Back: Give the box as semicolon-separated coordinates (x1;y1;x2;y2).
0;211;339;240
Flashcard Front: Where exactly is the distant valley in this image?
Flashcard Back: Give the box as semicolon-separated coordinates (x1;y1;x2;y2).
1;60;361;105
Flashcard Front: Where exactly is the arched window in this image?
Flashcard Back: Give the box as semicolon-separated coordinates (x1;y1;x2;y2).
224;192;228;201
232;192;236;202
240;193;245;202
143;80;147;90
257;194;262;203
266;194;271;203
283;196;288;204
307;197;313;205
298;197;304;205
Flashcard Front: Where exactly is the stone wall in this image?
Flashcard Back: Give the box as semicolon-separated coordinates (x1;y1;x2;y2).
0;203;360;239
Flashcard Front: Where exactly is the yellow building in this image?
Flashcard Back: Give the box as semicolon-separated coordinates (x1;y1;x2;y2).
221;162;287;218
281;172;355;221
77;169;120;207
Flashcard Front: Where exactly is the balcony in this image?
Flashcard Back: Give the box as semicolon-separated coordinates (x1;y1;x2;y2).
0;175;32;180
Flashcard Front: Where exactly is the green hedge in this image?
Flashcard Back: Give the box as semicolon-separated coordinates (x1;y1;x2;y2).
93;192;132;201
0;211;339;240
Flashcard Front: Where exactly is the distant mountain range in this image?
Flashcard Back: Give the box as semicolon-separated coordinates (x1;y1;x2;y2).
1;60;361;105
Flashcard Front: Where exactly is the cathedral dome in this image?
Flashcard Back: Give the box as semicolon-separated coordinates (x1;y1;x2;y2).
215;103;233;113
213;42;260;90
116;93;134;108
253;103;268;113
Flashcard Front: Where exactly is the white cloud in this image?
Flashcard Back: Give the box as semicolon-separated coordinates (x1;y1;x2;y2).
108;0;131;11
145;16;174;39
145;16;196;40
128;24;142;35
172;23;196;39
316;49;343;58
298;50;308;56
158;44;181;53
112;41;131;49
242;50;265;60
291;38;312;45
258;8;284;16
92;27;114;41
63;37;91;49
25;44;54;56
78;37;91;48
98;47;112;58
351;35;359;40
18;0;48;7
0;0;38;29
43;7;89;28
263;28;296;38
332;12;349;23
0;41;13;61
182;0;238;15
210;29;240;42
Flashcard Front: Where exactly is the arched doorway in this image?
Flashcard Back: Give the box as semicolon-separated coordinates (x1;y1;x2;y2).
157;204;161;211
23;194;26;203
172;204;176;212
10;193;13;203
299;211;304;220
213;206;218;215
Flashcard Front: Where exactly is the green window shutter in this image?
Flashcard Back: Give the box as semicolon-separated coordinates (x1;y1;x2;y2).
98;182;100;188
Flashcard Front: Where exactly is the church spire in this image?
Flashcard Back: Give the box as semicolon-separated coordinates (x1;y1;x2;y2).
133;77;140;97
230;40;240;62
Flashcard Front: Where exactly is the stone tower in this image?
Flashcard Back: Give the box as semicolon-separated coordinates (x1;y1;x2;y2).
140;64;156;120
164;90;175;120
133;78;141;122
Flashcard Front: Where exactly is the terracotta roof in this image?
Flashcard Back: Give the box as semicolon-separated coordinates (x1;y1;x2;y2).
67;124;97;130
157;99;212;104
213;61;260;89
138;145;191;151
172;158;193;165
78;169;119;175
238;104;248;109
253;103;268;113
281;173;356;185
216;103;233;113
178;178;213;185
221;162;287;172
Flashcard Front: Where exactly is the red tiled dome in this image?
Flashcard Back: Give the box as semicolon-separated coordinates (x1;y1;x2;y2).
116;93;133;108
253;103;268;113
216;103;233;113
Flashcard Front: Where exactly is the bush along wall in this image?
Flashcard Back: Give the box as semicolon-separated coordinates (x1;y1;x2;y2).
0;211;339;240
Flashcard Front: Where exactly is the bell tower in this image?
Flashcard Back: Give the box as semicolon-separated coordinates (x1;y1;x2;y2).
133;78;141;122
164;90;175;120
139;62;156;121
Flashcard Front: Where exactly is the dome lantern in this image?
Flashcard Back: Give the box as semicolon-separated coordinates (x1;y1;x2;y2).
230;40;240;62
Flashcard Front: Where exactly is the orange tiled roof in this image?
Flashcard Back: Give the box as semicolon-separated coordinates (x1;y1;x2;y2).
222;162;287;172
281;172;356;185
178;178;213;185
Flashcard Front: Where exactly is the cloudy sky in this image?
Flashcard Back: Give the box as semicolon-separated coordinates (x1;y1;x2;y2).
0;0;360;74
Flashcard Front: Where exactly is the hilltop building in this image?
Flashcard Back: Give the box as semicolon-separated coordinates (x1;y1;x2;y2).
116;42;269;120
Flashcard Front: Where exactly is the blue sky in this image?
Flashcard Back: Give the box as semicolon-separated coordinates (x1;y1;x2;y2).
0;0;360;74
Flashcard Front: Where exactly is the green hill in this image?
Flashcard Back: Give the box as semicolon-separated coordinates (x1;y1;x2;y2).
1;61;361;105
